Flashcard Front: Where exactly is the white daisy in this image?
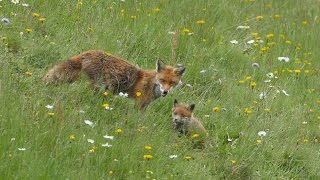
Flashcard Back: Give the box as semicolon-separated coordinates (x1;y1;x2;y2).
247;40;255;44
11;0;19;4
18;148;26;151
259;92;267;99
230;40;239;44
45;105;54;109
169;155;178;159
87;139;95;144
278;56;290;62
257;131;267;137
236;25;250;29
84;120;94;127
103;135;114;140
200;70;206;73
119;92;128;97
101;143;112;147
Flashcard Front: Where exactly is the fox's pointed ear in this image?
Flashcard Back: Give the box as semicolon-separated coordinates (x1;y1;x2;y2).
157;59;166;72
189;104;195;111
174;99;178;107
175;65;185;76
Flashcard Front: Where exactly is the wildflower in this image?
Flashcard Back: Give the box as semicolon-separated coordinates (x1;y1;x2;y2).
182;28;190;34
21;3;29;7
184;155;193;160
103;135;114;140
144;145;152;150
302;20;308;25
18;148;26;151
256;139;262;144
108;170;113;176
251;32;258;37
153;8;160;13
87;139;95;144
143;154;153;160
135;92;142;97
11;0;19;4
260;47;269;53
169;155;178;159
102;103;110;109
238;80;245;84
212;107;221;112
32;13;40;17
89;146;98;153
70;134;76;141
267;42;276;47
258;131;267;137
250;81;257;89
87;27;93;32
39;17;46;23
119;92;128;97
278;56;290;62
45;105;53;109
293;70;301;75
130;15;136;20
247;40;255;44
115;128;123;133
244;108;252;114
245;76;252;81
1;18;10;24
264;108;270;113
25;28;32;33
103;91;109;96
84;120;94;127
48;112;55;117
259;92;267;99
236;25;250;29
200;70;206;73
285;40;291;45
230;40;239;44
266;33;274;38
231;160;237;165
101;143;112;147
191;133;200;138
266;72;274;78
256;15;264;20
196;20;205;25
25;72;33;76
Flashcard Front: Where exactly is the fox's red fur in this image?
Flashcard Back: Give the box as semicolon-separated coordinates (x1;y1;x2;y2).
43;50;185;110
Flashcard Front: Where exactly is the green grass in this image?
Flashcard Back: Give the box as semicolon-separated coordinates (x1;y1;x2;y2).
1;0;320;179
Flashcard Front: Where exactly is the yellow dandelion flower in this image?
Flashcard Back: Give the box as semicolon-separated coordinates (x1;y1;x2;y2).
191;133;200;138
244;108;252;114
25;71;33;76
115;128;123;133
304;70;310;74
303;139;309;143
89;146;98;153
231;160;237;165
238;80;245;84
32;12;40;17
267;42;276;47
48;112;55;117
130;15;137;20
260;47;269;53
266;33;274;38
256;139;262;144
302;20;308;25
196;20;205;25
144;145;152;150
285;40;291;45
182;28;190;34
212;107;221;112
250;81;257;89
135;92;142;97
39;17;46;22
279;34;285;39
103;91;109;96
294;70;301;75
184;155;192;160
264;108;270;113
274;14;281;19
251;32;258;37
245;76;252;81
102;103;110;108
87;27;93;32
143;154;153;160
108;170;113;176
69;134;76;141
25;28;32;33
153;8;160;13
256;15;264;21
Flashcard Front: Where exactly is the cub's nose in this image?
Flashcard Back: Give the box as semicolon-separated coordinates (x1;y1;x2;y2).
162;90;168;96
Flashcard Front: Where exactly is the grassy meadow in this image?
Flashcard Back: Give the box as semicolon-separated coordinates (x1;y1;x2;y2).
1;0;320;179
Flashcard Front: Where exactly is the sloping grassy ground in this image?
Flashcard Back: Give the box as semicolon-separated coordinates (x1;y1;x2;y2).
1;0;320;179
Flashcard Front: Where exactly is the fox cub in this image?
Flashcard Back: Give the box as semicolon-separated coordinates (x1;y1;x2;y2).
172;99;208;138
43;50;185;110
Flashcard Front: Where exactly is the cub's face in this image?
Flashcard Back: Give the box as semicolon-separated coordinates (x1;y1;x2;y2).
156;60;185;97
172;99;195;129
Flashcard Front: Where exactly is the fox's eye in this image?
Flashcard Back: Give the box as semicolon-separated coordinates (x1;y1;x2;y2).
170;81;176;85
159;79;165;83
173;112;177;115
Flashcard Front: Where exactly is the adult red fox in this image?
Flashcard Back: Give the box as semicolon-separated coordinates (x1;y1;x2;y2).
43;50;185;110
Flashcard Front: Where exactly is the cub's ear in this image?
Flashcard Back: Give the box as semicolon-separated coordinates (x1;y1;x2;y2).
189;104;195;111
157;59;166;72
175;65;185;76
173;99;178;107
